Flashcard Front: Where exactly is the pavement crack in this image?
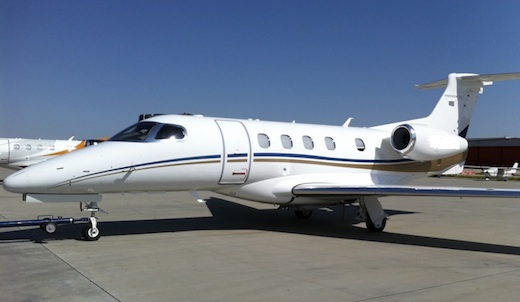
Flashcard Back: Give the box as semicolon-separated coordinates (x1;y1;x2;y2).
41;243;122;301
18;226;123;302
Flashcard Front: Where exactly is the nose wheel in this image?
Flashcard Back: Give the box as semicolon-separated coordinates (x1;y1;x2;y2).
80;202;104;241
82;216;101;241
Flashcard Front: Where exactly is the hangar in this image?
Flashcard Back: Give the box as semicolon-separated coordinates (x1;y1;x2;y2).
466;137;520;166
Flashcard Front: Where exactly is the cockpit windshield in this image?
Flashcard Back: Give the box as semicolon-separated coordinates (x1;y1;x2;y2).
110;122;157;141
109;122;187;142
155;125;186;140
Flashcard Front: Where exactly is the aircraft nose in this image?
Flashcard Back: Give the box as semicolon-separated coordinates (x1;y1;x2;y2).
2;165;56;194
2;170;29;193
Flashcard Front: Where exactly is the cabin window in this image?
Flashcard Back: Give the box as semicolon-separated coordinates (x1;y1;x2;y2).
281;135;293;149
25;144;31;150
155;125;186;140
258;133;270;148
85;139;103;147
325;137;336;150
37;144;44;150
302;136;314;150
355;138;366;151
13;144;20;150
49;145;55;151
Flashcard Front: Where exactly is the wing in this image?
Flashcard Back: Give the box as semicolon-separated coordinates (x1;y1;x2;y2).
292;183;520;198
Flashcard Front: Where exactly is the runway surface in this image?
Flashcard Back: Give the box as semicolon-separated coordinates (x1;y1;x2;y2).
1;167;519;302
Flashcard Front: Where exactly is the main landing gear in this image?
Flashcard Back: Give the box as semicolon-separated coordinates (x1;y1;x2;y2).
294;209;313;220
290;196;388;232
355;197;388;232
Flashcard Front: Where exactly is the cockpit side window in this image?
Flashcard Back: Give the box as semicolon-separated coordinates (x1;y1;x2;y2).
155;125;186;140
110;122;157;141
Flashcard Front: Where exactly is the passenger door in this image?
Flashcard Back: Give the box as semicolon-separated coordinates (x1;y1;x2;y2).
216;120;251;184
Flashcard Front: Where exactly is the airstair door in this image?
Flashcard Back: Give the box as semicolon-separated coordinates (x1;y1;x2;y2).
216;120;251;184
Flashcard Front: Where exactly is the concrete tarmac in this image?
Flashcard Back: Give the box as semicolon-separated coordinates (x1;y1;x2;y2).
1;167;519;302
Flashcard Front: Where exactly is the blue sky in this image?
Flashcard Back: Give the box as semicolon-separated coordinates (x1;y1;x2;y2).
1;0;520;139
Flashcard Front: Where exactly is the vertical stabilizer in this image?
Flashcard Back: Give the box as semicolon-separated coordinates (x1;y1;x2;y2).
511;162;519;174
414;73;520;137
419;73;482;137
372;73;520;137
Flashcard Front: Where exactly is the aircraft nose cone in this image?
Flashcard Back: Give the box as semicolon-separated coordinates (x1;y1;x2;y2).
2;170;29;193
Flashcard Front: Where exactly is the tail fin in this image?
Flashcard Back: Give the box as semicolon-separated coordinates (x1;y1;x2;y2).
512;162;519;173
414;73;520;137
372;73;520;136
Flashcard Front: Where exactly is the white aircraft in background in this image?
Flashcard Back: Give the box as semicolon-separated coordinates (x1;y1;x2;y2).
4;72;520;241
0;137;87;170
466;162;518;180
484;162;518;180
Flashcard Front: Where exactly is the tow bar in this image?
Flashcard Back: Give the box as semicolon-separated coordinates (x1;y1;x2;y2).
0;215;89;234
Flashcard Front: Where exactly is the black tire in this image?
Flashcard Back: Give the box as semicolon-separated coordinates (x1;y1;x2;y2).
82;225;101;241
294;209;313;220
366;216;387;232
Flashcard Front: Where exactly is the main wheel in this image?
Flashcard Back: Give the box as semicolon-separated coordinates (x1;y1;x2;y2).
82;225;101;241
366;216;387;232
294;209;313;220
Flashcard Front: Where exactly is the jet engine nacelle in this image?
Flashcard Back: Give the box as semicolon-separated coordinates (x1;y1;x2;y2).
390;124;468;161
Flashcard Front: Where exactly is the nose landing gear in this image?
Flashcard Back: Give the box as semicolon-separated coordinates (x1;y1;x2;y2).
80;202;106;241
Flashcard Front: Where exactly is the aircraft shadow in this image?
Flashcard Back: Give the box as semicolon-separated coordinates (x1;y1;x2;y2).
0;197;518;256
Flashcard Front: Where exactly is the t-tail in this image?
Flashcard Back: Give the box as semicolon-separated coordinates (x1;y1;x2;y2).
373;72;520;136
412;72;520;137
371;72;520;175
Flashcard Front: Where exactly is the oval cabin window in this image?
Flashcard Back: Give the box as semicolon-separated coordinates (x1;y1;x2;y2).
258;133;270;148
325;137;336;150
355;138;366;151
281;135;293;149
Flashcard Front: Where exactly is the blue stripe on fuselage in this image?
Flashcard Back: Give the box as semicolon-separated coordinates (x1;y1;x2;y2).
253;152;409;164
56;154;222;186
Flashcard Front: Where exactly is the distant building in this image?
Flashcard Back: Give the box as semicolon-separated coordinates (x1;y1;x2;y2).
466;137;520;166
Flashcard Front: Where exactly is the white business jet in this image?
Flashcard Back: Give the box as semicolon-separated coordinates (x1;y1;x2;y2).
0;137;86;170
4;72;520;241
484;162;518;180
465;162;518;180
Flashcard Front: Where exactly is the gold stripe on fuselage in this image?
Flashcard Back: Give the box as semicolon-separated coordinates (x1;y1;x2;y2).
253;152;467;173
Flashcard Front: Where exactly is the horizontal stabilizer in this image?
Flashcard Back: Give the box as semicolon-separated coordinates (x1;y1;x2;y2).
416;72;520;90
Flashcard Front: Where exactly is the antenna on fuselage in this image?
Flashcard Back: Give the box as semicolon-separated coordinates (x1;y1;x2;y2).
342;117;354;127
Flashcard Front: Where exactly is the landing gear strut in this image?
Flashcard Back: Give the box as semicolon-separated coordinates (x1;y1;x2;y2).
356;197;388;232
80;202;103;241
